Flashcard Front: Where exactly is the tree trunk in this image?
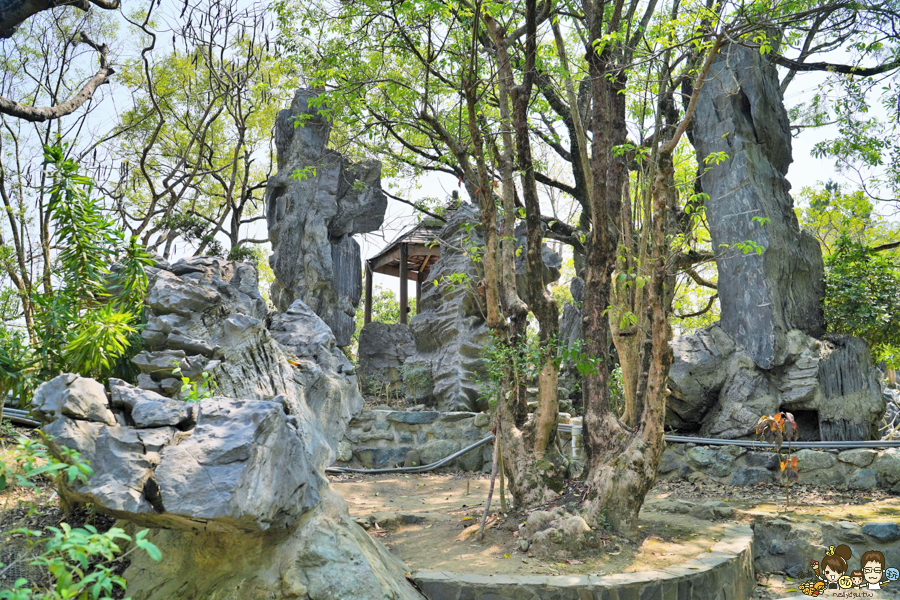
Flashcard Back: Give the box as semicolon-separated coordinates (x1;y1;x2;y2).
581;152;674;535
482;0;566;509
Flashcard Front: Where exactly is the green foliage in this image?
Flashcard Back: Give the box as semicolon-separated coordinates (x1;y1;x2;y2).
794;183;900;367
796;183;899;253
0;328;36;409
27;146;152;386
824;237;900;367
156;214;224;259
171;364;217;402
0;437;92;495
480;333;599;410
0;439;160;600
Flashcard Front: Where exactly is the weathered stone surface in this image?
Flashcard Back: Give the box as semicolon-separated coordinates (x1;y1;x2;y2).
136;257;364;456
417;440;460;466
513;221;562;301
659;442;900;491
267;300;363;451
33;376;330;532
387;410;441;425
693;43;824;370
340;408;490;472
265;88;386;346
408;203;491;412
32;373;423;599
838;449;877;467
875;448;900;489
667;325;884;440
666;326;736;429
861;522;900;543
795;449;836;472
124;492;423;600
848;468;878;489
32;374;116;426
729;468;773;486
815;334;885;440
357;322;416;393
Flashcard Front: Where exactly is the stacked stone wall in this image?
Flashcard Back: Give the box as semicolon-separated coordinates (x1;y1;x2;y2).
659;443;900;491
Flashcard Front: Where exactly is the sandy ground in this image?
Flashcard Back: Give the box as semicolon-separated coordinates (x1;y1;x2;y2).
331;472;900;599
332;473;730;577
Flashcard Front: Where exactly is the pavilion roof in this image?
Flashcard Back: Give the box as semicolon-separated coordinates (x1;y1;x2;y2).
367;218;443;281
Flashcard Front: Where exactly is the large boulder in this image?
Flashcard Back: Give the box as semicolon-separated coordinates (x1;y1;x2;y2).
667;326;885;440
692;43;825;369
31;374;424;600
265;88;387;346
135;256;363;456
408;203;491;411
357;322;416;395
33;375;328;532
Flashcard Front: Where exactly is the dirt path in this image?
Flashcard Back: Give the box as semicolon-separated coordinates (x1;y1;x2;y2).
332;473;730;577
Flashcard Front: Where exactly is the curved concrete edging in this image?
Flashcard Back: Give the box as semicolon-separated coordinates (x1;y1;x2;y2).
411;523;755;600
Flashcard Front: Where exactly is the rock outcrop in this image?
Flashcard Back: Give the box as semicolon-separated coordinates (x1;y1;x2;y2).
666;42;885;441
31;377;422;599
408;203;491;412
265;88;387;346
693;43;825;369
32;374;325;532
134;256;362;454
357;322;417;397
667;325;885;440
357;204;564;412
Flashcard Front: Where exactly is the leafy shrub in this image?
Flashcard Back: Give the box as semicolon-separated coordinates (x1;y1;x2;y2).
6;146;154;396
0;437;161;599
824;236;900;367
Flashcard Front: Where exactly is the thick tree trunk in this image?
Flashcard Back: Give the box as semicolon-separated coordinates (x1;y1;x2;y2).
581;153;675;535
481;1;566;509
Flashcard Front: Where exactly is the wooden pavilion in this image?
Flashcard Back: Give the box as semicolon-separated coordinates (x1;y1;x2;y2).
364;218;444;324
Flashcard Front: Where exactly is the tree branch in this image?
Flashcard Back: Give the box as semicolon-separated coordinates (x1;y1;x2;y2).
0;33;113;122
383;190;447;222
674;294;718;319
683;266;717;290
771;54;900;78
870;240;900;253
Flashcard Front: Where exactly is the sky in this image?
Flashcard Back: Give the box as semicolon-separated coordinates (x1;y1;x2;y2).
2;2;896;316
359;65;894;304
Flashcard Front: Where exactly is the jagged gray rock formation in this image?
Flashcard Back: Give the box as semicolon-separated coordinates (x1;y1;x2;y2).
32;375;325;532
134;256;362;455
693;43;825;369
667;325;885;440
357;322;416;395
356;204;565;411
667;43;885;441
514;221;562;301
265;88;387;346
408;203;491;412
31;378;423;599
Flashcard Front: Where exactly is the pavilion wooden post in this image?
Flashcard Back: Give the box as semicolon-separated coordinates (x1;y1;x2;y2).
364;261;373;325
399;243;408;324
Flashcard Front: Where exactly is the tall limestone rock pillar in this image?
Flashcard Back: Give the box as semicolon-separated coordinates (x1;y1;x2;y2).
663;44;885;441
692;43;825;369
266;89;387;346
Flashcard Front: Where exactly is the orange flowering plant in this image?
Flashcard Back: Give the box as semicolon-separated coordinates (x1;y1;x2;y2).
756;412;799;505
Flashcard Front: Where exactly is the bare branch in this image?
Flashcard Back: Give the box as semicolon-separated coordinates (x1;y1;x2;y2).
674;294;718;319
0;33;113;122
383;190;446;222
